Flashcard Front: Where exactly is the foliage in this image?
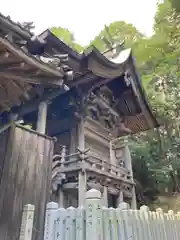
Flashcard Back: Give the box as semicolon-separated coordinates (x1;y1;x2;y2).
89;21;143;52
50;27;84;53
170;0;180;12
130;0;180;204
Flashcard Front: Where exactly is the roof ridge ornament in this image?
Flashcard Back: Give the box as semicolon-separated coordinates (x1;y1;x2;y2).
102;24;125;58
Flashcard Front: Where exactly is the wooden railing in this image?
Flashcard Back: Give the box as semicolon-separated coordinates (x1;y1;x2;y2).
52;148;132;183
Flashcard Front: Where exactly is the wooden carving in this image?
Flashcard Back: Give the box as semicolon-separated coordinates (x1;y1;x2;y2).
86;88;119;129
111;119;132;137
86;92;101;121
98;85;114;105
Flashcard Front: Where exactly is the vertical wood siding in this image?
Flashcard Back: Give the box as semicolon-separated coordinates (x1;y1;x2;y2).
0;128;9;185
0;124;54;240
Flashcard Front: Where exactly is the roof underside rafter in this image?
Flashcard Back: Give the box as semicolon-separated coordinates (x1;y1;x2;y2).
0;37;65;114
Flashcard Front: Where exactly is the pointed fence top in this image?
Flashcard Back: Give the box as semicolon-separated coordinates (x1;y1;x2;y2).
118;202;130;210
168;210;174;215
46;202;58;210
156;208;163;213
86;189;101;199
140;205;150;212
23;204;35;211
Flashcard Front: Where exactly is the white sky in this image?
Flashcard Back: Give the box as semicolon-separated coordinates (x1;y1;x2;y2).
1;0;158;46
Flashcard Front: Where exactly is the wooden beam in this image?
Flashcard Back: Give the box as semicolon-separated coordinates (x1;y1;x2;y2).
11;86;69;118
0;71;64;86
58;189;64;207
0;61;23;68
62;182;78;189
78;171;86;206
117;191;124;206
0;16;32;40
36;101;48;134
0;51;10;58
102;186;108;207
0;37;64;77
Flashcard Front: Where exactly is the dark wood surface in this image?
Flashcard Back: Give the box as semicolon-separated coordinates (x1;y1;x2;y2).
0;127;9;186
0;124;54;240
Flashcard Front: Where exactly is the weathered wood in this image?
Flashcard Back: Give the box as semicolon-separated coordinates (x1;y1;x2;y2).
36;101;48;134
19;204;35;240
117;191;124;206
124;144;137;209
0;124;54;240
0;126;10;186
102;186;108;207
78;171;86;206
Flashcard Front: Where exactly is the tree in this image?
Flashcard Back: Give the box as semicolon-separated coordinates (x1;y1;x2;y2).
50;27;84;53
90;21;144;53
131;0;180;199
170;0;180;12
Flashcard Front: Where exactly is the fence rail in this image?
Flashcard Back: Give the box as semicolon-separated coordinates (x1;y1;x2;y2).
20;189;180;240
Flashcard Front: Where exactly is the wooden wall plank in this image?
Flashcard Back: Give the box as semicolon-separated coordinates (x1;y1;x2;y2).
0;124;54;240
0;127;9;185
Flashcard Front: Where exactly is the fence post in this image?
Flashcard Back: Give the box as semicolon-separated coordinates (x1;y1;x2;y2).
76;206;85;240
118;202;130;210
19;204;35;240
85;189;103;240
118;202;132;240
168;210;176;240
156;208;168;240
140;205;152;240
44;202;58;240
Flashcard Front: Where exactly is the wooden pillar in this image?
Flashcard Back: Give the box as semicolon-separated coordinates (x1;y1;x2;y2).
70;127;76;153
124;144;137;209
131;187;137;209
58;189;64;208
109;140;116;164
78;116;86;206
78;116;85;150
57;146;66;208
78;171;86;206
117;191;124;206
102;186;108;207
36;101;48;134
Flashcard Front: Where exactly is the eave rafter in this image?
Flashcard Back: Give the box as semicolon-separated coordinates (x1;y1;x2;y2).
0;37;65;86
0;37;68;114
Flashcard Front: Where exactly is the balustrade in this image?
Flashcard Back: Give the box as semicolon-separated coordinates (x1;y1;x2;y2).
52;147;132;182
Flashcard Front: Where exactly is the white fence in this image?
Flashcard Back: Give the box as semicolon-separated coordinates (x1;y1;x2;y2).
20;189;180;240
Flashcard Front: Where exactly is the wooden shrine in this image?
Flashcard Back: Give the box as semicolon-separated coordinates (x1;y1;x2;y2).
0;13;159;239
28;30;158;209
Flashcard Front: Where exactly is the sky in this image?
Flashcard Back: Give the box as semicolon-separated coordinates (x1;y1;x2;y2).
1;0;158;46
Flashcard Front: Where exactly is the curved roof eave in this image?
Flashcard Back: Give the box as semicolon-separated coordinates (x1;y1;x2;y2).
84;47;132;69
38;30;132;76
